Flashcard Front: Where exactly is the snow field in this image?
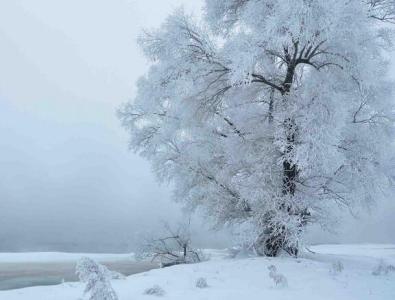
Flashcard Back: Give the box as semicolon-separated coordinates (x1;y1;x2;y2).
0;244;394;300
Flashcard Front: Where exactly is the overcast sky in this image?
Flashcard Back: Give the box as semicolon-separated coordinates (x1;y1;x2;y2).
0;0;393;252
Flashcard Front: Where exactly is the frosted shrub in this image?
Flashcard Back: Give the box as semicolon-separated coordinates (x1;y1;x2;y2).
372;260;395;276
109;271;126;280
330;260;344;275
144;285;165;296
137;222;203;267
76;257;118;300
195;277;208;288
228;222;258;258
268;265;288;288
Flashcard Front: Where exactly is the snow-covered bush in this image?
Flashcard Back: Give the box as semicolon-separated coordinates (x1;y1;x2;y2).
109;270;126;280
144;285;165;296
268;265;288;288
76;257;118;300
120;0;395;257
330;260;344;275
372;259;395;276
228;222;259;258
195;277;208;288
136;221;203;267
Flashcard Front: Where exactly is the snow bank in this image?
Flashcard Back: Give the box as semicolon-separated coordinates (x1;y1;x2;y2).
0;244;394;300
310;244;395;258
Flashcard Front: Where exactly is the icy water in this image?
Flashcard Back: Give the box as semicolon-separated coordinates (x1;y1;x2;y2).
0;260;158;290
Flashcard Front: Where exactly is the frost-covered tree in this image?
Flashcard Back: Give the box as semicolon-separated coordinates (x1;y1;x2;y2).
76;257;118;300
119;0;395;256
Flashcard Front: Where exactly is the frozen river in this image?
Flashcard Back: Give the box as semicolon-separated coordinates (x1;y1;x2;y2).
0;255;158;290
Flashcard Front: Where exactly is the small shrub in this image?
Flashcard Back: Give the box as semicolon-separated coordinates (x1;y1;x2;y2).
137;221;203;267
109;271;126;280
268;265;288;288
76;257;118;300
144;285;165;296
330;260;344;275
195;277;208;288
372;259;395;276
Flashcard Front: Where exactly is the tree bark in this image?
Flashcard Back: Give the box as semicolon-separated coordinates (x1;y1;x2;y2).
254;41;322;257
262;57;301;257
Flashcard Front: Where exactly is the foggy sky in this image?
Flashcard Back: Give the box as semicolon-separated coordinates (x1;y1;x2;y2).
0;0;393;252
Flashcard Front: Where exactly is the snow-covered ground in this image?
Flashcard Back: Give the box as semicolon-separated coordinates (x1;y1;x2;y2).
0;244;394;300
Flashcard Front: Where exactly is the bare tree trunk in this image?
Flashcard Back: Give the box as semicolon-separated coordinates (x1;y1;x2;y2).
183;244;187;261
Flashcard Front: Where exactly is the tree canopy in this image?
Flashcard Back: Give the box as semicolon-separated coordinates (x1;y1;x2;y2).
120;0;395;256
